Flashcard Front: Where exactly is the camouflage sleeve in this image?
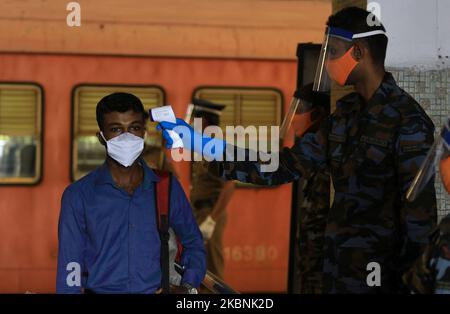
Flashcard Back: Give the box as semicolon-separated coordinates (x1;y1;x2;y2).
394;111;437;276
208;119;328;186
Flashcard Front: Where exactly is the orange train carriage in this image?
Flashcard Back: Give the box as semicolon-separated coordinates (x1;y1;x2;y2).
0;53;298;293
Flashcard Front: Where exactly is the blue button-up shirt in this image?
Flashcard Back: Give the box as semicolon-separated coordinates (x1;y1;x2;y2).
56;160;206;293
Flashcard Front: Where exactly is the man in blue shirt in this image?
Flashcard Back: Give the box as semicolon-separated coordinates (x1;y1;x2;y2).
56;92;206;294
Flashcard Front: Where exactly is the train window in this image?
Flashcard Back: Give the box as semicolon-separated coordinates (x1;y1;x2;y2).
72;85;165;181
0;83;43;184
192;88;282;188
193;88;283;151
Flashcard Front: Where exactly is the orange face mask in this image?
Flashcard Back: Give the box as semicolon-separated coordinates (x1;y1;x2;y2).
325;47;359;86
440;157;450;194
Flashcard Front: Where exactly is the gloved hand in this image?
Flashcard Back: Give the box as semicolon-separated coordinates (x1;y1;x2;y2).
156;118;194;148
199;215;216;241
156;118;226;159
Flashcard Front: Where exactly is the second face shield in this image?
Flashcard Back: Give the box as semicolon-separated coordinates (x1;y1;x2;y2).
406;119;450;201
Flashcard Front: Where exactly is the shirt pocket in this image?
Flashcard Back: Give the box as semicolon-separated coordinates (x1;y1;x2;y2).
354;135;392;170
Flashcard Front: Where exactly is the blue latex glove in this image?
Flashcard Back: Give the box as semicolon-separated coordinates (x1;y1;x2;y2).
156;118;226;159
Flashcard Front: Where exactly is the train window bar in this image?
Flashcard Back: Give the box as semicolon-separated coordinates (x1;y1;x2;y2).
191;86;284;189
0;83;43;185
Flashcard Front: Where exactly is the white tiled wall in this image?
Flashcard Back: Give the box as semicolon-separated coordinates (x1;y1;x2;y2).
390;68;450;221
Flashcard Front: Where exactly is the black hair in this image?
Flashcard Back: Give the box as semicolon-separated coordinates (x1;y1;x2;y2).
96;92;149;130
327;6;388;66
193;111;220;126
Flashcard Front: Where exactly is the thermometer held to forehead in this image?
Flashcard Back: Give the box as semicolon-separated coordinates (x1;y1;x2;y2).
150;105;184;149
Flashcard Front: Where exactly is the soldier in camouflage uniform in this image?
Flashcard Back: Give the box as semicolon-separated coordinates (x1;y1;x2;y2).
157;7;437;293
207;8;438;293
403;124;450;294
210;72;437;293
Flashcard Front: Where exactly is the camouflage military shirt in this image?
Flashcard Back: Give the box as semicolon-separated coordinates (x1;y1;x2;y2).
403;214;450;294
210;72;437;293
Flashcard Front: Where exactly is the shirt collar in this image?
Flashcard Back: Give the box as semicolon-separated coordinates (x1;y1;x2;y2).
94;158;160;189
336;72;399;115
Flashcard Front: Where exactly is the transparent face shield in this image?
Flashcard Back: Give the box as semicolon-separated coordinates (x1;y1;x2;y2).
280;27;353;139
279;89;327;139
184;104;195;124
279;91;311;139
280;27;389;139
406;119;450;202
313;26;388;91
313;27;354;92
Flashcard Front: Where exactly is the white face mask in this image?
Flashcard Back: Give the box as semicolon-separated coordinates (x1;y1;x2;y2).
100;132;144;167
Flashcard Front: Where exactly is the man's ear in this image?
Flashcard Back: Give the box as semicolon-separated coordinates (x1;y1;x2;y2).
352;42;365;61
97;131;106;146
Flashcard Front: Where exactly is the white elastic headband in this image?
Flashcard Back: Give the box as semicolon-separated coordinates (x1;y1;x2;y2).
352;30;387;39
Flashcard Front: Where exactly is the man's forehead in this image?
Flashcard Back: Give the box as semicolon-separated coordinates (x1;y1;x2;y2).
104;110;144;123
